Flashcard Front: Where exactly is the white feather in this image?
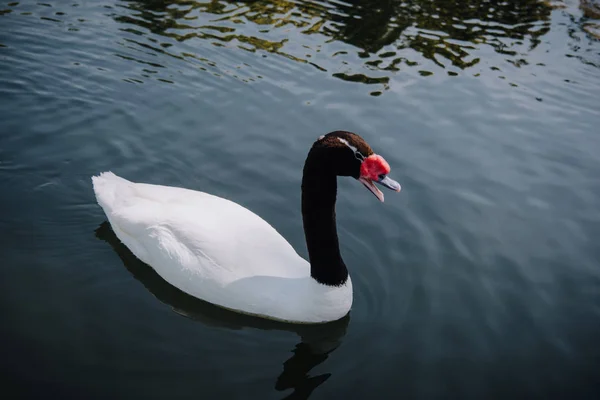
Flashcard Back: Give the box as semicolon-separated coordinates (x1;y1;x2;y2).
92;172;352;323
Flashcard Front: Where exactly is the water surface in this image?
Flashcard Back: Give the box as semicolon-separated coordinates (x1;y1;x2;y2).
1;0;599;398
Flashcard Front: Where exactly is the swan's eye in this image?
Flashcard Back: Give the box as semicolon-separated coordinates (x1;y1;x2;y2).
378;174;386;181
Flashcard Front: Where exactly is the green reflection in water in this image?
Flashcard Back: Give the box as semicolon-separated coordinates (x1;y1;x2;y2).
113;0;555;93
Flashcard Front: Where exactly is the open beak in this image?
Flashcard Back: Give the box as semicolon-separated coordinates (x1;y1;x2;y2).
358;175;401;202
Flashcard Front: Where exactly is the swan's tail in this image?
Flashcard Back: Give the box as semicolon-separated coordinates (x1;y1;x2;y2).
91;171;131;213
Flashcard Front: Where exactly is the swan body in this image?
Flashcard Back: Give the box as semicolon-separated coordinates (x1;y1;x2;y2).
92;131;401;324
92;172;353;323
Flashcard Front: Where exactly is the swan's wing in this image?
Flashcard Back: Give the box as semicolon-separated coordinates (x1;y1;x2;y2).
93;172;309;282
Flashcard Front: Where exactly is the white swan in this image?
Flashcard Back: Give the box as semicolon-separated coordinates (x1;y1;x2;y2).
93;131;401;324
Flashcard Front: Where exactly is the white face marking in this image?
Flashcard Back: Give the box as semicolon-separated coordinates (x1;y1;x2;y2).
337;137;358;153
337;137;364;161
318;135;325;140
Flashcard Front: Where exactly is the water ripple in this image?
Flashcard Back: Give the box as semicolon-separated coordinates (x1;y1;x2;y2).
4;0;597;95
1;1;600;398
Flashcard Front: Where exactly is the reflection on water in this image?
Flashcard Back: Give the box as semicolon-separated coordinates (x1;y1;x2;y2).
581;0;600;18
95;221;348;399
115;0;554;91
579;0;600;37
8;0;598;94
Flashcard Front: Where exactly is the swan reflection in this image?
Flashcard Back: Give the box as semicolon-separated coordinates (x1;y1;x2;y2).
95;221;348;399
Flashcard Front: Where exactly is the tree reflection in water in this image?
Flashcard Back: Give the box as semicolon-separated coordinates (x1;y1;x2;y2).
113;0;554;94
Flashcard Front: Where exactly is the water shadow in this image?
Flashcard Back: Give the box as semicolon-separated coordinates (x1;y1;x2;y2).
94;221;349;400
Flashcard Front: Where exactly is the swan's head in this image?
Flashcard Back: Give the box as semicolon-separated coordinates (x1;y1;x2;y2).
313;131;401;202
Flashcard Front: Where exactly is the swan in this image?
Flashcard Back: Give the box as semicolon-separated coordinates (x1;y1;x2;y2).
92;131;401;324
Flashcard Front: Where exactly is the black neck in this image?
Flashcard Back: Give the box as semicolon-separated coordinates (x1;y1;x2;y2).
301;147;349;287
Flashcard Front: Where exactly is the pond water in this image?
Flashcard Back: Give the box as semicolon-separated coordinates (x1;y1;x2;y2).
1;0;599;398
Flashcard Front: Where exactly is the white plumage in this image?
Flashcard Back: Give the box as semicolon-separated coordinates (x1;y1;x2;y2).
92;172;352;324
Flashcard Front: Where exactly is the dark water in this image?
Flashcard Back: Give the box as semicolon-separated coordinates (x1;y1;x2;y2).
1;0;600;398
